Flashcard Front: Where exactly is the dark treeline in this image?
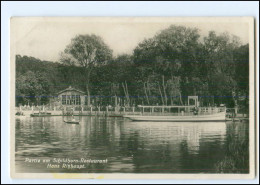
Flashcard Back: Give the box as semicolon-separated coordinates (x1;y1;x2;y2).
16;25;249;111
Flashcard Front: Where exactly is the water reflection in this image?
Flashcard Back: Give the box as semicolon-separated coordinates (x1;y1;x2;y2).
214;121;249;173
15;116;248;173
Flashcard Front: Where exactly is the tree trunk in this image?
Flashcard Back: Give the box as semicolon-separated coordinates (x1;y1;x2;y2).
125;81;130;106
170;75;174;105
122;82;130;106
86;70;91;106
162;75;167;105
147;78;151;96
158;85;165;105
179;92;183;105
144;82;150;105
87;86;91;106
122;82;127;105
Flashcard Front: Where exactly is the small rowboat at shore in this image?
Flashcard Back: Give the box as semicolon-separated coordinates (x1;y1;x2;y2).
123;111;226;122
63;116;80;124
30;112;52;117
63;120;80;124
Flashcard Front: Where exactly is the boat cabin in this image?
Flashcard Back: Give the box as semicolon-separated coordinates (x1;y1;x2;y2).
188;96;199;107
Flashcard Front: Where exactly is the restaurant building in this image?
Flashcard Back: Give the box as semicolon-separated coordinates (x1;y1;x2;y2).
55;86;86;106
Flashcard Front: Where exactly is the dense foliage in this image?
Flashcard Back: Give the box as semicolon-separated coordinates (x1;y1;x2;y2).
15;26;249;110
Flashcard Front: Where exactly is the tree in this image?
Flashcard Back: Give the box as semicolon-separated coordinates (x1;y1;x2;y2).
61;34;113;106
133;25;201;105
202;31;241;106
16;71;50;106
15;27;248;110
233;44;249;112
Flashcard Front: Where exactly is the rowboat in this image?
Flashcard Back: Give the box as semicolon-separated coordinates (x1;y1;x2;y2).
63;116;80;124
30;112;52;117
123;111;226;122
15;111;25;116
63;120;80;124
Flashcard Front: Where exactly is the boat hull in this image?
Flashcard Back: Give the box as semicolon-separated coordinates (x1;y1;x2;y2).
123;112;226;122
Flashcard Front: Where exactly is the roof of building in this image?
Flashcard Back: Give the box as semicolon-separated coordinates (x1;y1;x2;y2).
57;86;85;95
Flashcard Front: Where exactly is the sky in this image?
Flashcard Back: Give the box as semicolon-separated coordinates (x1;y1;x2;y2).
11;17;250;62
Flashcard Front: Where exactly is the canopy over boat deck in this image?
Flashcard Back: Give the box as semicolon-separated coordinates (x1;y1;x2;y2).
137;105;196;108
135;104;225;116
137;105;196;115
137;96;199;109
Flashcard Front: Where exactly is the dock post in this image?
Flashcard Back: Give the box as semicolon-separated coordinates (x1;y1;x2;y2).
90;106;92;115
133;107;135;113
98;106;100;116
123;107;125;114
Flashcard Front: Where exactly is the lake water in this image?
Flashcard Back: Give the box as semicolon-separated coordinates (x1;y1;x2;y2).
15;116;249;173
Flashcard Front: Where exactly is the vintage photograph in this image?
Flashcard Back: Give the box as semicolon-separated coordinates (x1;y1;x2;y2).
10;17;255;179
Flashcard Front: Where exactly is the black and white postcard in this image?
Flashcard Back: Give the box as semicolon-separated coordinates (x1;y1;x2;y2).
10;17;256;179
